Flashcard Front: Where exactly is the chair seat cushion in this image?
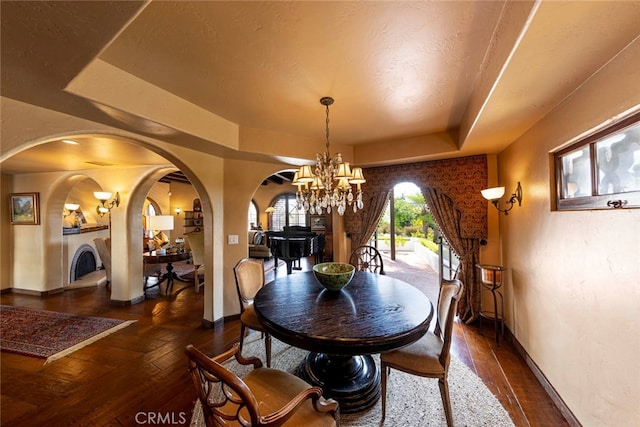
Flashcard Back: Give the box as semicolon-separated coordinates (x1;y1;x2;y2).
240;305;265;332
244;367;337;426
381;331;445;375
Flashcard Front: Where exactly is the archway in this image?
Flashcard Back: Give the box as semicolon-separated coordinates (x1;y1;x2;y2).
4;132;218;322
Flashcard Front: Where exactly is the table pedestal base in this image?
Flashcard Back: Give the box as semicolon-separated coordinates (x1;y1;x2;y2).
296;352;380;414
144;262;184;295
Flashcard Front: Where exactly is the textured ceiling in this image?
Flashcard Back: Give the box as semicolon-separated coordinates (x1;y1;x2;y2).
2;1;639;173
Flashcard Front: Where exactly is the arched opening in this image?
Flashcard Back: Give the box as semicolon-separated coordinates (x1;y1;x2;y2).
5;132;216;320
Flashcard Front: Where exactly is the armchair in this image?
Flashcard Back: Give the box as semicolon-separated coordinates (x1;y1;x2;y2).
248;230;272;259
186;343;339;426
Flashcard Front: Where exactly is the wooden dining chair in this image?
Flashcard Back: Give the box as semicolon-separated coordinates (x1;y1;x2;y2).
186;343;339;427
233;258;271;367
380;279;463;426
349;245;385;274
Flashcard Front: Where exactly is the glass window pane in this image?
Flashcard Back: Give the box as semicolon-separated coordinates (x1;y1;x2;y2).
272;194;308;230
288;199;306;226
595;122;640;195
248;201;258;230
273;198;287;231
560;146;592;198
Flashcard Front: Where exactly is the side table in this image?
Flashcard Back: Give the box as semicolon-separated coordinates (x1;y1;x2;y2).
476;264;506;344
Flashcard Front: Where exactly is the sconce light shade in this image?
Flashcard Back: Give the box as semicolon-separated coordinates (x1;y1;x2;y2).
148;215;174;232
94;191;112;202
481;182;522;215
174;208;182;215
94;191;120;217
481;187;505;201
265;207;276;213
64;203;80;211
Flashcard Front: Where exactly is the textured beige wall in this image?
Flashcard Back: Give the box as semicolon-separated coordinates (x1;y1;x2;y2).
223;159;288;316
0;175;13;290
497;40;640;426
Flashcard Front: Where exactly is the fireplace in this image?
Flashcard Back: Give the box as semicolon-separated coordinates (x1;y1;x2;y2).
70;244;98;282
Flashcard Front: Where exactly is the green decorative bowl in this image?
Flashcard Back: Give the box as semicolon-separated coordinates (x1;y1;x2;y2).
313;262;355;292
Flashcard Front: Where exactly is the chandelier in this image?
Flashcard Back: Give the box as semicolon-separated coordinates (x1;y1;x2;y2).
292;97;366;216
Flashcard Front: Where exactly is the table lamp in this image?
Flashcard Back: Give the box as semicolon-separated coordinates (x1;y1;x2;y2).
148;215;174;254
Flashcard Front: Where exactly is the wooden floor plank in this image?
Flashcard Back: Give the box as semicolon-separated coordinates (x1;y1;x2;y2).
1;257;568;427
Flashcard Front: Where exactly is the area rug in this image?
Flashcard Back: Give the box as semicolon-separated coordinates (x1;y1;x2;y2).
189;335;515;426
0;305;135;364
263;257;285;273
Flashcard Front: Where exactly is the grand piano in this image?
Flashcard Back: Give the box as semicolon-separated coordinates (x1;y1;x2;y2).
267;226;325;274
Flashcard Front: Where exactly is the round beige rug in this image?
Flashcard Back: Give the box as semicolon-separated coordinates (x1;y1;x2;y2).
190;334;514;426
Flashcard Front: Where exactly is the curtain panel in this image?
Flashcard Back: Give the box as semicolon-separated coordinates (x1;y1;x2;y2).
423;188;481;321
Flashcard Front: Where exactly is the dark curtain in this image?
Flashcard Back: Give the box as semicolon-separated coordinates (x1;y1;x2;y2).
349;190;392;250
423;187;480;322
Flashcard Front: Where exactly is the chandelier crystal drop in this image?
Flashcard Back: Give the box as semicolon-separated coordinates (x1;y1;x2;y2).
292;97;366;216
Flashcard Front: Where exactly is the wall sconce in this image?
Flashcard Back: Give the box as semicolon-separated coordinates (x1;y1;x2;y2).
63;203;80;217
174;208;182;215
94;191;120;217
481;182;522;215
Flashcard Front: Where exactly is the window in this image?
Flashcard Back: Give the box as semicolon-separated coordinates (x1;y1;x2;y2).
248;200;258;230
554;112;640;210
271;194;306;231
439;237;460;281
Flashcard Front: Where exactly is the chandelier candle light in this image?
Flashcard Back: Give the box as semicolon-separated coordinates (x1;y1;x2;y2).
292;97;366;215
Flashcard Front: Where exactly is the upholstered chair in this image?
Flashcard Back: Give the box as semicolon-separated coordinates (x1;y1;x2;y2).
93;237;112;286
185;232;205;293
186;343;339;426
233;258;271;367
380;279;463;426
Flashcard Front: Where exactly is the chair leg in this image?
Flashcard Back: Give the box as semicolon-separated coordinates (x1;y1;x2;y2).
438;377;454;427
381;363;388;420
238;324;247;356
265;333;272;368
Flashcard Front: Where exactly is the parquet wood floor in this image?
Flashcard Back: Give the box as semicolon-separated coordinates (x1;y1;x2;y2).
1;256;568;426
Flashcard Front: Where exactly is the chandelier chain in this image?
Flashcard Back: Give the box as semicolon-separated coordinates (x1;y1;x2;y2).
325;102;330;153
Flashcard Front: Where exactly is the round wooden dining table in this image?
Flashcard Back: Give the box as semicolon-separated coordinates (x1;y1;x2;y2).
254;271;434;413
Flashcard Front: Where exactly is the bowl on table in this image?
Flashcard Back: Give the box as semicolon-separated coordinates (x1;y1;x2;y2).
312;262;355;292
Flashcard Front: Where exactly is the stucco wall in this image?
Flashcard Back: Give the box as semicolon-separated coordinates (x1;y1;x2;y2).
497;39;640;425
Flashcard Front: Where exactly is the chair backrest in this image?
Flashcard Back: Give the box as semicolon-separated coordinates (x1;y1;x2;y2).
185;232;205;267
93;237;111;281
349;245;385;274
185;343;263;426
233;258;265;310
434;279;463;367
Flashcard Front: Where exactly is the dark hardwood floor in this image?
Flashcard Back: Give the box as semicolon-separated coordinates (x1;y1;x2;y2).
1;256;568;427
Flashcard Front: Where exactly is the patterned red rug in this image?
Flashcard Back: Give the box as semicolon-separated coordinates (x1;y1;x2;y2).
0;305;135;364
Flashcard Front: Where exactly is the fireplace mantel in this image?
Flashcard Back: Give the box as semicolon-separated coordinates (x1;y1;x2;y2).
63;225;109;235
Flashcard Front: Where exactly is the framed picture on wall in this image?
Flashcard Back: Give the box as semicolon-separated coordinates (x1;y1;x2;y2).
9;192;40;225
310;214;326;231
